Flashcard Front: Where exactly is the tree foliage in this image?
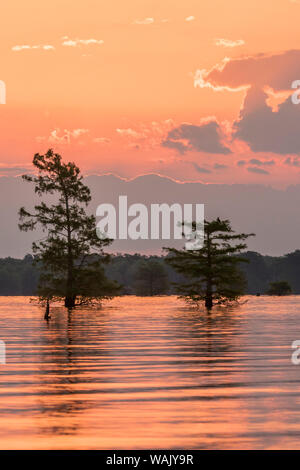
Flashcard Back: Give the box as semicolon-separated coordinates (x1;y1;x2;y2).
164;218;254;309
18;149;119;308
3;251;300;297
133;259;169;296
267;281;292;296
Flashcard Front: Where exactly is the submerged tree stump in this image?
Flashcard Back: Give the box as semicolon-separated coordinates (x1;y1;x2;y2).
44;299;51;320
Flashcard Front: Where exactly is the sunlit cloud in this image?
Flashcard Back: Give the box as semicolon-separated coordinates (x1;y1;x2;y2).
71;129;89;138
116;128;143;138
116;120;174;150
214;38;245;48
194;61;249;92
62;37;104;47
36;128;89;145
132;18;154;25
12;44;54;51
264;86;292;112
93;137;111;144
133;17;194;24
196;50;300;93
62;36;104;46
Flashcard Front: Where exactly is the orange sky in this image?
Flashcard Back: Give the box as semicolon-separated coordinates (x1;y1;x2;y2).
1;0;300;186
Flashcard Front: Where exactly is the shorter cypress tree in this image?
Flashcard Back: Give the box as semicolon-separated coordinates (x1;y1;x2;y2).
164;218;254;309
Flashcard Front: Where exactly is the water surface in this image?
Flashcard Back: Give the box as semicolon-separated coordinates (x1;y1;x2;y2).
0;295;299;449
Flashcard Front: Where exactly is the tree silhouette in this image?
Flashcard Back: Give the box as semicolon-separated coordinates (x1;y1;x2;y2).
19;149;119;308
164;218;254;310
267;281;292;296
133;259;169;296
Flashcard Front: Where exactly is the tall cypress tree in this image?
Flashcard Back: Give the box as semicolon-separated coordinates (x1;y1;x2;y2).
19;149;119;308
165;218;254;309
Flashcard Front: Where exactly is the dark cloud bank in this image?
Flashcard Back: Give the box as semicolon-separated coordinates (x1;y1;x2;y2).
1;174;300;257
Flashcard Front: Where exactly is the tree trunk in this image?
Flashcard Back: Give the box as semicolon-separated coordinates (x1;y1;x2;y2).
44;299;50;320
65;295;76;308
205;294;213;310
64;191;75;309
205;231;213;311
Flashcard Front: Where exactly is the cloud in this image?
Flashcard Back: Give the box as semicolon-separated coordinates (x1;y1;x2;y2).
195;50;300;93
238;159;275;167
0;165;32;176
264;87;292;112
12;37;104;52
285;156;300;166
133;16;195;24
194;50;300;155
37;128;89;145
62;36;104;47
132;18;154;25
71;129;89;138
214;163;228;169
194;63;248;93
248;158;275;166
12;44;54;51
247;167;270;175
161;139;187;154
234;87;300;155
132;16;195;24
162;120;231;155
191;162;211;173
214;38;245;48
116;128;143;138
116;120;174;150
93;137;111;144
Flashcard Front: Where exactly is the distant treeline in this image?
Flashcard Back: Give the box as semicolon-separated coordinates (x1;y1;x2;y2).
0;251;300;296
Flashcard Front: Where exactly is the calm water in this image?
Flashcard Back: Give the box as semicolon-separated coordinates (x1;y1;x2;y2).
0;295;300;449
